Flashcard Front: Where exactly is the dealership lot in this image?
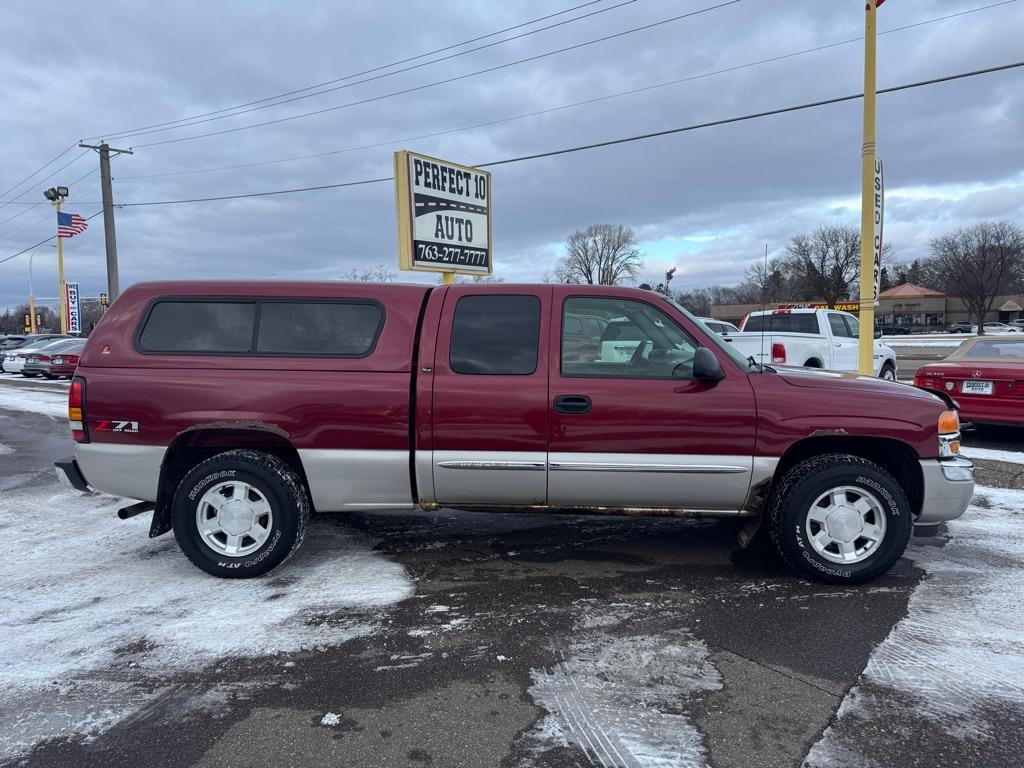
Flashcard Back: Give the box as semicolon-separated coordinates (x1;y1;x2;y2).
2;364;1023;768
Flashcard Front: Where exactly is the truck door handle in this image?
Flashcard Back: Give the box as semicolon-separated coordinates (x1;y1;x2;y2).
553;395;592;414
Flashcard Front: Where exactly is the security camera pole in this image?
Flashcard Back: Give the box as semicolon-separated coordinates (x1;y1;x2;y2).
857;0;884;375
79;142;133;302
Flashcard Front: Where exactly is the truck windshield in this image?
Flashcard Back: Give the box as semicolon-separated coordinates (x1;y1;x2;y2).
743;313;819;334
664;298;752;370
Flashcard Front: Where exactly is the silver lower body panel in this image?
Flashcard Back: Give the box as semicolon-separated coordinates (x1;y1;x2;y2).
917;457;974;524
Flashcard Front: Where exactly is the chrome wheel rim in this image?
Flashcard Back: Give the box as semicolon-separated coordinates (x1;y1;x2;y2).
806;485;887;564
882;368;896;381
195;480;273;557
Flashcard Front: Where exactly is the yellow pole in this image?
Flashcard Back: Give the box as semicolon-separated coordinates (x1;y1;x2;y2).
55;199;67;334
442;271;456;285
857;0;879;375
28;295;36;334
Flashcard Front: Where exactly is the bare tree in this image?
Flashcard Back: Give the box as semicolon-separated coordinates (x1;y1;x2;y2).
441;274;505;284
924;221;1024;334
342;264;399;282
783;225;865;307
555;224;643;285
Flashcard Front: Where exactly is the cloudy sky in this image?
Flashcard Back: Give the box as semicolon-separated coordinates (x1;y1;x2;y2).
1;0;1021;310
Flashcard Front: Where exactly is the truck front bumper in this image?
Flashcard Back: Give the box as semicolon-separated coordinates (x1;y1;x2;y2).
916;457;974;525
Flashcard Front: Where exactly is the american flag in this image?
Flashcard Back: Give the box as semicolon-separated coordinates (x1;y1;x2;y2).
57;211;88;238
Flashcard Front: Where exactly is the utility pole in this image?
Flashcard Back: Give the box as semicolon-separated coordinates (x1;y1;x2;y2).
79;142;133;302
857;0;883;375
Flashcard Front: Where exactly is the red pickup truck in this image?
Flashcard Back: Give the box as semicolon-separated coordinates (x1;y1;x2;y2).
55;281;974;583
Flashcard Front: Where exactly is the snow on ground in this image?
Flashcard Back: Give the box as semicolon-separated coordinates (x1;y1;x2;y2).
880;337;964;348
525;627;720;768
806;486;1024;763
959;445;1024;464
0;443;14;455
0;384;68;418
0;483;414;758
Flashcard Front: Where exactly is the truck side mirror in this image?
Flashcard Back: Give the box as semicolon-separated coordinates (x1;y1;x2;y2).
873;329;882;339
692;347;725;382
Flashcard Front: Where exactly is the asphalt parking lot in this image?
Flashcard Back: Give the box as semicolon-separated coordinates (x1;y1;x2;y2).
1;358;1023;768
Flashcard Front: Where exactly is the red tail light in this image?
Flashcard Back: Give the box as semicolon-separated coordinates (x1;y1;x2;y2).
69;376;89;443
38;355;51;362
771;342;786;364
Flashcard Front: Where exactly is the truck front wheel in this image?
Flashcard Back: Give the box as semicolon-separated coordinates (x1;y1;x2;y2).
879;362;897;381
768;454;912;583
172;449;310;578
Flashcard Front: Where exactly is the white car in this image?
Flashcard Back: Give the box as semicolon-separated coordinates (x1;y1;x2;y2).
697;317;741;336
3;339;73;375
982;322;1021;334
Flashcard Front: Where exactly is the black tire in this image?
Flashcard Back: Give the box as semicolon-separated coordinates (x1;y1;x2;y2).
21;372;39;378
879;362;897;382
172;449;310;578
768;453;912;584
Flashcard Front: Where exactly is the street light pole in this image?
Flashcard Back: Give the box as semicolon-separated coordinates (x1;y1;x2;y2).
857;0;882;375
54;197;67;334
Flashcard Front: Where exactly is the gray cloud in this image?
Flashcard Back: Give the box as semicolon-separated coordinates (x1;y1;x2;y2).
1;0;1022;310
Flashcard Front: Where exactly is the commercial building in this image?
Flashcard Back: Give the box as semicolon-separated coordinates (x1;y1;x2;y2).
710;283;1024;330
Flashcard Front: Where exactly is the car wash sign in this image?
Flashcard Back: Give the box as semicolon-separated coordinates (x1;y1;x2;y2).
394;151;492;275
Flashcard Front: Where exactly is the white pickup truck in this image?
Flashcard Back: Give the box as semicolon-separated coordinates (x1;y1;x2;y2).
719;308;898;380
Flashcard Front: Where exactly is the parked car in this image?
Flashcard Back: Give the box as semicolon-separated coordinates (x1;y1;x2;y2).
914;336;1024;426
1;333;70;372
947;322;976;334
3;337;74;375
722;309;898;380
0;334;27;352
48;340;88;379
1010;319;1024;331
876;323;911;336
562;312;607;363
981;322;1021;335
55;281;973;584
698;317;741;336
22;338;86;378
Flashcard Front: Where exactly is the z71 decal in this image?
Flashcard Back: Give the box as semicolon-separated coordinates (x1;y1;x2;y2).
94;420;140;433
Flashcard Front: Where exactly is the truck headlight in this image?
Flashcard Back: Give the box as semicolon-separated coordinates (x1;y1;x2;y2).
938;410;960;457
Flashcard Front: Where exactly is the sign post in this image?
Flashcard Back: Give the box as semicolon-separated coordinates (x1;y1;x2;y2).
394;150;492;283
857;0;884;374
65;282;81;335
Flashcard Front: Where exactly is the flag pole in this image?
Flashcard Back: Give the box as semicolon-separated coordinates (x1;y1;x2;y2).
56;199;67;334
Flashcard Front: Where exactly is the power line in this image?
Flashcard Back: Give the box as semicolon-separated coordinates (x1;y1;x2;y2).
131;0;742;149
94;0;640;143
0;179;102;248
0;210;104;267
83;0;627;141
119;2;1014;182
107;60;1023;208
0;167;99;231
0;150;93;215
0;142;79;201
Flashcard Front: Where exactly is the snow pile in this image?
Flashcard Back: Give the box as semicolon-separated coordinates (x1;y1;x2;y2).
807;486;1024;761
880;337;964;348
0;484;413;757
958;445;1024;465
0;443;14;455
527;632;720;767
0;386;68;418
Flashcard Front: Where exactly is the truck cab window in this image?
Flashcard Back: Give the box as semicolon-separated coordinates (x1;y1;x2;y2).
561;297;698;379
449;294;541;375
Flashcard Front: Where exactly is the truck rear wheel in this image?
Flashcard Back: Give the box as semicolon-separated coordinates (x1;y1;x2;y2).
172;449;310;578
768;454;912;583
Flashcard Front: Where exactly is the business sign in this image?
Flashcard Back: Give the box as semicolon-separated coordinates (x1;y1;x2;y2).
833;302;860;313
871;158;884;305
65;282;81;334
394;150;492;275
